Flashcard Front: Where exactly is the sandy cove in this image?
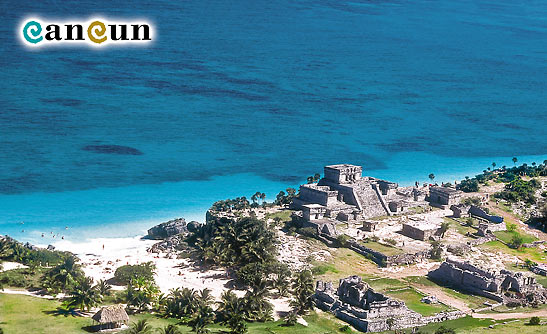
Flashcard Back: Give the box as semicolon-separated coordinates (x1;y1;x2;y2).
50;236;292;319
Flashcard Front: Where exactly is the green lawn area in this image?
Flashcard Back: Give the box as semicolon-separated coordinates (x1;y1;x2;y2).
0;293;92;334
494;230;537;244
378;316;546;334
313;248;377;282
0;293;346;334
383;287;452;316
366;277;407;292
479;241;547;263
535;275;547;289
264;210;292;223
444;217;477;235
361;241;404;256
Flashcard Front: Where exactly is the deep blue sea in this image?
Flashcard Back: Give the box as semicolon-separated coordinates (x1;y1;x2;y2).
1;0;546;243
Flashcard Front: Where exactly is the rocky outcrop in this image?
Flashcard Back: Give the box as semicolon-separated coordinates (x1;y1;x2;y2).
148;234;191;253
147;218;193;240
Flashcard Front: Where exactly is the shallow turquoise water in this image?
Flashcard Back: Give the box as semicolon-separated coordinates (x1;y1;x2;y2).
0;0;546;242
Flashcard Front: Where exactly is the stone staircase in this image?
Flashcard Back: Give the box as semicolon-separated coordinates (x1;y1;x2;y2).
353;182;389;218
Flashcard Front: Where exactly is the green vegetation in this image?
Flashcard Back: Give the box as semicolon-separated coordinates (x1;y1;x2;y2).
459;178;479;193
494;178;541;204
0;293;347;334
493;230;536;246
0;266;47;289
362;240;404;256
114;262;156;285
189;216;277;268
290;270;315;314
480;241;546;263
444;218;476;236
0;236;72;267
383;288;451;316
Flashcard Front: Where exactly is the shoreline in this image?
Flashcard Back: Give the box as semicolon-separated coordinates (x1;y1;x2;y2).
2;153;546;245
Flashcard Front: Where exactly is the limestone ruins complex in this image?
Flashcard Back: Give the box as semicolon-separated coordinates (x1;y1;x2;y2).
291;164;431;221
314;275;464;332
428;258;547;306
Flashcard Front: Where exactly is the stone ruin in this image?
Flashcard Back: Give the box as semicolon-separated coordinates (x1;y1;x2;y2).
428;258;547;306
291;164;430;223
314;275;464;332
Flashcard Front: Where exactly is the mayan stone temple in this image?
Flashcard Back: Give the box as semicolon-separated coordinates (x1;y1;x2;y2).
291;164;429;221
314;276;464;332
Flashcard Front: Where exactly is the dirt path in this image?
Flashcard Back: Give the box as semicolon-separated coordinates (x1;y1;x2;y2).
0;288;59;299
487;204;547;240
472;309;547;320
412;284;472;313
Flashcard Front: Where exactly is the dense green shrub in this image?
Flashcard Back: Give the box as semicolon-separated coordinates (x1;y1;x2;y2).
458;179;479;192
114;262;156;285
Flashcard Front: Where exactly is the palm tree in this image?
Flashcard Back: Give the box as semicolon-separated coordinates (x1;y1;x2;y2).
512;157;518;165
126;277;159;313
290;270;314;315
46;256;83;292
428;173;435;183
64;277;102;311
259;193;266;205
96;279;112;296
189;305;214;334
125;319;153;334
196;288;214;308
216;290;248;333
492;162;496;170
158;324;182;334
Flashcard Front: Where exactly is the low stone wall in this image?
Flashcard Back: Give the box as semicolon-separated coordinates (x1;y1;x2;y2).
348;241;429;267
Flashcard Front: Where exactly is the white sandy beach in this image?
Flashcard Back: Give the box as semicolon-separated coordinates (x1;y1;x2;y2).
50;235;292;318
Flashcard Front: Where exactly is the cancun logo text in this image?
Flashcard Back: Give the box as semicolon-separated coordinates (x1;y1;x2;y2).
20;18;153;47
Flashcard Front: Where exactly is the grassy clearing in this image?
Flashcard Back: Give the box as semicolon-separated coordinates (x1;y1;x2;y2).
481;303;547;314
264;210;292;223
445;217;477;235
383;287;452;316
494;230;537;244
313;247;377;282
375;316;497;334
479;241;547;263
535;275;547;289
366;277;407;292
0;293;92;334
0;293;345;334
440;286;497;310
403;276;498;311
361;241;404;256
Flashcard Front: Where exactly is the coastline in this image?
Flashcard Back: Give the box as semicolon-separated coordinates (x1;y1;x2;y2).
43;234;292;318
1;153;546;245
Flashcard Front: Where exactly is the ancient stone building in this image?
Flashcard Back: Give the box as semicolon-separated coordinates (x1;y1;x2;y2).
428;186;462;207
362;220;379;232
292;164;429;221
314;275;464;332
401;221;440;241
428;258;547;306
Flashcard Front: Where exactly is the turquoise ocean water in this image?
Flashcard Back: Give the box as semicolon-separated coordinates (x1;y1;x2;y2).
0;0;546;243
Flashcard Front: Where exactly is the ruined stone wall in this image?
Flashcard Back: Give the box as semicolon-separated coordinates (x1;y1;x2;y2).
402;224;427;240
428;259;547;305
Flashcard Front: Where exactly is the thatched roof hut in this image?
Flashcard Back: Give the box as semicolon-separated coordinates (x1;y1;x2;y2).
91;304;129;331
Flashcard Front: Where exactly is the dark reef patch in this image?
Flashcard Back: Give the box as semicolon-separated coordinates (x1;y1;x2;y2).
41;98;83;107
82;145;143;155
